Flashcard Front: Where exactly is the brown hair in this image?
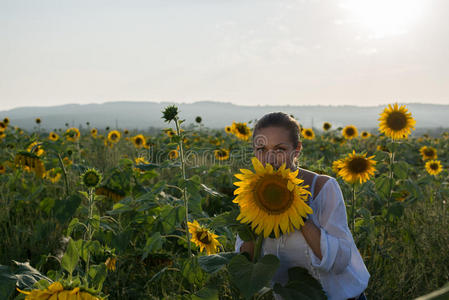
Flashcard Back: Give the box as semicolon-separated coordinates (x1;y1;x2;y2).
252;112;301;148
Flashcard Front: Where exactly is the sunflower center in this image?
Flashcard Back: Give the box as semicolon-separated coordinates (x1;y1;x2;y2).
345;127;355;136
111;133;118;140
135;138;143;145
386;111;407;131
347;157;369;174
424;149;435;157
217;150;227;157
305;130;312;137
236;124;249;135
196;230;211;244
254;175;293;214
430;163;439;170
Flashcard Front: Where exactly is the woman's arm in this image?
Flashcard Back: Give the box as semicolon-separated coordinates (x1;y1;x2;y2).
300;219;322;260
304;177;352;274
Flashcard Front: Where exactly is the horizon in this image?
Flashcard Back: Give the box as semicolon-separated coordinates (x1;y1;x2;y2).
2;99;449;113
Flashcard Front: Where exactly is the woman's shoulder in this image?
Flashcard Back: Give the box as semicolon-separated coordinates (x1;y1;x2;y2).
298;168;335;198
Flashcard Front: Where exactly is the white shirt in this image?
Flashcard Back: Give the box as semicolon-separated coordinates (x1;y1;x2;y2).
235;175;370;300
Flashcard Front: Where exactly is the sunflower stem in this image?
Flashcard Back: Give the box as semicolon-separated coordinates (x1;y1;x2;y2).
253;234;264;263
351;184;356;233
175;117;191;258
57;152;70;196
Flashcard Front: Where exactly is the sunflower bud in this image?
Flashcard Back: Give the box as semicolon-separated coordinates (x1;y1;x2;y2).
162;105;179;123
195;116;202;123
81;168;102;188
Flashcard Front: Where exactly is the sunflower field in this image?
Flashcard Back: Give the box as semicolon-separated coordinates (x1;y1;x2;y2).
0;103;448;299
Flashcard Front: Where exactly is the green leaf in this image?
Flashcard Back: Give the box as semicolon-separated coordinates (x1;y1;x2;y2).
182;257;207;285
392;161;409;179
198;252;239;274
200;184;224;198
67;218;80;236
54;193;82;224
88;263;107;290
142;232;165;260
273;267;327;300
39;197;55;214
374;174;391;199
228;254;280;300
191;287;219;300
136;163;160;171
61;238;79;275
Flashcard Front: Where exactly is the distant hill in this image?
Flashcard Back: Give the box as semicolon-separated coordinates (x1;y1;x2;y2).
1;101;448;132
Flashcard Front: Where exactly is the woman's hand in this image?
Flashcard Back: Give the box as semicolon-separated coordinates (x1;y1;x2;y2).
240;241;255;260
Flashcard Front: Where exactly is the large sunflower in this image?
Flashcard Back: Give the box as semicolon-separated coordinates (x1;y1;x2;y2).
233;157;312;238
17;282;101;300
132;134;146;149
361;131;371;139
231;122;251;141
342;125;358;140
378;103;416;139
107;130;121;143
301;128;315;140
214;148;230;161
48;132;59;141
338;151;376;184
27;141;44;156
425;160;443;176
187;220;221;255
419;146;437;161
66;127;81;142
323;122;331;131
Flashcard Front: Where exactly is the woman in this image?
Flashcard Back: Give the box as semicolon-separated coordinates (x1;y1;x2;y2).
234;112;369;300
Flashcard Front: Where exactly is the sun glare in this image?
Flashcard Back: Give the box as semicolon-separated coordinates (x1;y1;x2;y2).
339;0;426;38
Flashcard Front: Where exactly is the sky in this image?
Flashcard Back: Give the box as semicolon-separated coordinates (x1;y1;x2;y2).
1;0;449;111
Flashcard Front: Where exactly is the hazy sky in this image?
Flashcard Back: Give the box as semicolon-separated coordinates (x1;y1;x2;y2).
1;0;448;111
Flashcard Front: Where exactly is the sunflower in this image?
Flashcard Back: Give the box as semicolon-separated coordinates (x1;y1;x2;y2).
135;157;150;165
44;168;61;183
231;122;251;141
187;220;221;255
132;134;146;149
91;128;98;137
214;149;230;161
0;164;5;174
124;129;129;135
419;146;437;161
225;126;232;133
165;129;176;137
394;190;410;202
35;118;41;124
169;149;179;160
425;160;443;176
332;159;344;175
361;131;371;139
107;130;121;144
233;157;312;238
81;168;102;188
14;152;45;178
378;103;416;140
48;131;59;141
338;151;376;184
0;121;6;132
342;125;358;140
27;141;45;156
323;122;331;131
65;127;80;142
17;281;101;300
105;257;117;272
63;157;72;166
3;117;9;124
301;128;315;140
95;186;125;202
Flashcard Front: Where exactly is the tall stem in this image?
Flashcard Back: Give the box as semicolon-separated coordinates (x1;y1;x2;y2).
85;188;94;276
175;118;191;258
351;184;356;233
57;153;70;196
253;235;264;263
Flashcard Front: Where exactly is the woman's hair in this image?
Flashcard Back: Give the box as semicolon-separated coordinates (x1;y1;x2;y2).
252;112;301;148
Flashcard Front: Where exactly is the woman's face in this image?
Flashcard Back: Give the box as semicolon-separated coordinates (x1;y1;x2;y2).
253;126;301;170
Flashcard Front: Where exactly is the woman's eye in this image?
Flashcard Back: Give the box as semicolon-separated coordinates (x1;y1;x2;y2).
275;148;286;153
